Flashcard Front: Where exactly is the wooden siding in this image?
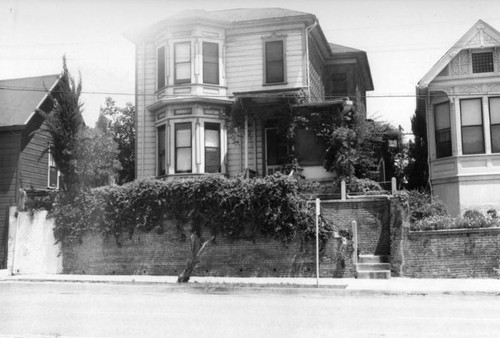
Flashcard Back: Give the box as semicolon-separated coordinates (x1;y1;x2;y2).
20;113;51;190
136;39;158;178
226;119;263;178
0;131;21;268
225;26;306;94
308;37;326;101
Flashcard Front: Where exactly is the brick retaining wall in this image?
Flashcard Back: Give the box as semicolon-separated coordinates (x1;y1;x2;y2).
62;224;355;278
401;227;500;278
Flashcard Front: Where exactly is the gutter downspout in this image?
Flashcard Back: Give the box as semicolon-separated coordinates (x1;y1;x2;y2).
305;20;318;102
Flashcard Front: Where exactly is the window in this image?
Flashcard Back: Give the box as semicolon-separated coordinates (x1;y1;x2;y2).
48;146;58;188
158;125;166;176
331;73;348;97
472;52;494;73
203;42;219;85
434;102;452;158
175;123;192;173
174;42;191;84
294;128;325;165
157;45;166;89
264;40;285;84
461;98;484;154
205;123;221;173
489;97;500;153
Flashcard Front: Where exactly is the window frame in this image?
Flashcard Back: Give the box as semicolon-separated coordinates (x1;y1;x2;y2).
156;45;166;90
174;122;193;173
174;42;191;85
263;39;286;85
460;98;485;155
434;101;452;158
202;41;219;85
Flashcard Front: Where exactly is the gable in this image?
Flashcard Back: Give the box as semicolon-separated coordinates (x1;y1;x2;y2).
419;20;500;88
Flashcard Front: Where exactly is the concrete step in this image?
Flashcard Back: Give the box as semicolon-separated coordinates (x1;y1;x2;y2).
356;263;391;271
358;255;389;264
356;270;391;279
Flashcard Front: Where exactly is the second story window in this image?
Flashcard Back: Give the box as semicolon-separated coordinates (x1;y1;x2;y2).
174;42;191;84
434;102;452;158
472;52;494;73
264;40;285;84
331;73;348;97
157;45;166;89
461;98;484;155
203;42;219;85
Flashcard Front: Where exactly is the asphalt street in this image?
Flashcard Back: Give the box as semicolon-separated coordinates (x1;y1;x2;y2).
1;281;500;337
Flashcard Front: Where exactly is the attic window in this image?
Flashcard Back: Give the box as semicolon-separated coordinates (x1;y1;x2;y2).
472;52;494;73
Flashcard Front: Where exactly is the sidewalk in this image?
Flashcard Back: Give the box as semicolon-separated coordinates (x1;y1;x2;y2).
1;271;500;296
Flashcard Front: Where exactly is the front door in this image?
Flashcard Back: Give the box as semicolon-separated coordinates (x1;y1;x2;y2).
264;127;288;175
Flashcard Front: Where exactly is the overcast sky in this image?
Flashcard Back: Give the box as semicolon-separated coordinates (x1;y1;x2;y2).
2;0;500;132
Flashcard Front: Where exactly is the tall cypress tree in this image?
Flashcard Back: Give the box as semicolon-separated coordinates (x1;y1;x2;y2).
41;56;85;191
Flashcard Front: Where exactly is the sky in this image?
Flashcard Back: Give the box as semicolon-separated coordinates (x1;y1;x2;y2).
2;0;500;133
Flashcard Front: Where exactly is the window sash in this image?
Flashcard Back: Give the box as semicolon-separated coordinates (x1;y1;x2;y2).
48;146;58;188
158;125;166;176
205;123;221;173
472;52;494;73
434;102;452;158
460;98;484;155
174;42;191;84
203;42;219;85
490;97;500;153
265;40;284;84
175;123;192;173
157;46;166;89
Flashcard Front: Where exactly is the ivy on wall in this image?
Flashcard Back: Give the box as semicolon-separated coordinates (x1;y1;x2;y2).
50;174;344;252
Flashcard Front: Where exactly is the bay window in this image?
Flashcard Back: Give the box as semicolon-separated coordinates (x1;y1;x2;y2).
460;98;484;155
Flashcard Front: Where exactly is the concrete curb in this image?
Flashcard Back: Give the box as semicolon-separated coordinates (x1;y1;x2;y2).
2;274;500;296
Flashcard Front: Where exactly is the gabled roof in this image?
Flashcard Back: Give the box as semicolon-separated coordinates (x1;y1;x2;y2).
418;20;500;88
0;74;60;127
329;43;364;54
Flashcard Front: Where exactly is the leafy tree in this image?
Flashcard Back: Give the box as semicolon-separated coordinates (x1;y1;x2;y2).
40;56;84;192
75;127;122;188
100;97;136;184
405;109;429;190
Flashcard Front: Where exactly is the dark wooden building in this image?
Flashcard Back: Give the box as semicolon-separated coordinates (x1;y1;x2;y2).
0;74;60;269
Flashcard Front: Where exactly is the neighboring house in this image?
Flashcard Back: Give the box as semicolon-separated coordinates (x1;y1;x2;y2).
0;74;60;269
417;20;500;216
126;8;373;181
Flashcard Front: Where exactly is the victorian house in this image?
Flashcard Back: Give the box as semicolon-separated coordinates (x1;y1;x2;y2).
417;20;500;216
126;8;373;182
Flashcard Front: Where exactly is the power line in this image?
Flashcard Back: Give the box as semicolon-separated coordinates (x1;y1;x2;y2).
0;84;498;100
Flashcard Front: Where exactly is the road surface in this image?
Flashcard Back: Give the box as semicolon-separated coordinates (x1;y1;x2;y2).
0;281;499;337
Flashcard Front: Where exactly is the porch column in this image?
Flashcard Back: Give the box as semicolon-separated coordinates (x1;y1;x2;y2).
244;111;249;170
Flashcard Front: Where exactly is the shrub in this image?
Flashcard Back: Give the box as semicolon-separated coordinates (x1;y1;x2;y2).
51;174;337;246
410;209;500;231
346;177;383;194
407;190;447;223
